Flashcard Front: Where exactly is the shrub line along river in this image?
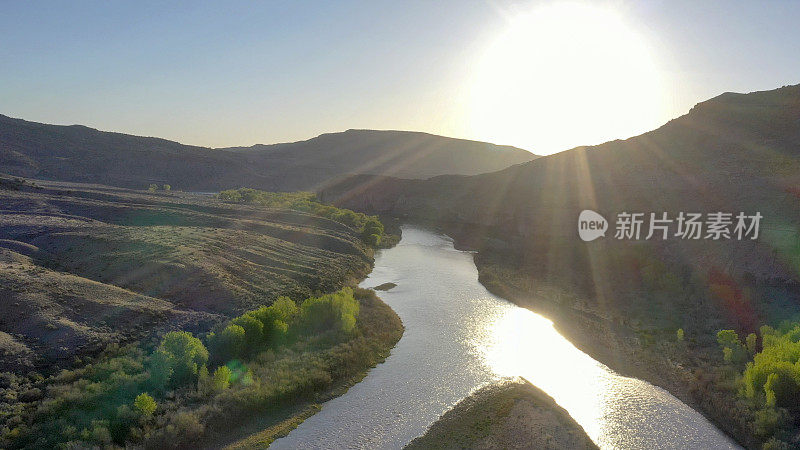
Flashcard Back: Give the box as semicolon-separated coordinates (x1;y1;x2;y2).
271;226;740;449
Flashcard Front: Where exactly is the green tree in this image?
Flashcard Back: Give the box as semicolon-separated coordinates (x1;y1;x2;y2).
249;296;298;344
722;347;734;363
717;329;741;348
197;365;211;395
158;331;209;386
147;349;173;391
211;325;247;361
300;288;359;335
365;233;381;246
231;314;264;348
148;184;158;191
361;217;384;245
746;332;758;354
676;328;684;341
212;366;232;391
217;189;243;202
335;209;360;228
162;184;171;191
133;393;157;416
271;296;299;323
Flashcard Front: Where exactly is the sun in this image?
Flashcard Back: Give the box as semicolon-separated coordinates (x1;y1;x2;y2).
469;2;666;154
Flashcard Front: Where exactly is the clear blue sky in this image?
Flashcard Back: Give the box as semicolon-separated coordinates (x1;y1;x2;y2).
1;1;799;154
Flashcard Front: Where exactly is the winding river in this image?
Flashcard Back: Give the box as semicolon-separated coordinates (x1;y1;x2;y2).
272;226;739;449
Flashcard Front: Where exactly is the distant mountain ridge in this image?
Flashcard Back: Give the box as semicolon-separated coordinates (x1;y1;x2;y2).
221;128;535;189
0;115;536;191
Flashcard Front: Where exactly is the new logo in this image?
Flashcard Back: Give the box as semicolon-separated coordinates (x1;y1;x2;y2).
578;210;608;241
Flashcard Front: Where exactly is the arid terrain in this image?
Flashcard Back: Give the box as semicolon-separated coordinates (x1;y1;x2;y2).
0;177;374;374
0;176;408;449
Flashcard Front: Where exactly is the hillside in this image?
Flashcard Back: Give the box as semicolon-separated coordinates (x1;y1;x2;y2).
322;83;800;447
0;177;372;374
0;115;535;192
324;84;800;287
223;129;535;189
0;176;405;449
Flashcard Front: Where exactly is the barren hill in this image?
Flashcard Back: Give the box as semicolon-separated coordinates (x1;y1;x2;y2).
0;115;535;191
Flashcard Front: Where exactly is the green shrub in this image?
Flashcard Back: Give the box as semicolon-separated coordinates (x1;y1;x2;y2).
145;411;204;447
213;366;232;392
717;330;748;365
89;419;112;444
133;393;156;416
300;287;359;335
198;365;232;395
753;407;789;440
216;189;386;246
741;326;800;407
762;437;790;450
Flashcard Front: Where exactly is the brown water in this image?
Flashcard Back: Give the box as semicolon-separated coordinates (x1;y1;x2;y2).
272;226;740;449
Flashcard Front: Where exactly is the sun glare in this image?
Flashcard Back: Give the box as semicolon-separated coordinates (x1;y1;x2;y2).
469;2;665;154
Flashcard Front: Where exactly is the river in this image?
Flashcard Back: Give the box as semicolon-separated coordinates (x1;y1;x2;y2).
271;226;740;449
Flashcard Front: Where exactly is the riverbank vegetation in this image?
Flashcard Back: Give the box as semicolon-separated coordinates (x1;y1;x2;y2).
1;287;402;448
714;323;800;448
217;189;398;247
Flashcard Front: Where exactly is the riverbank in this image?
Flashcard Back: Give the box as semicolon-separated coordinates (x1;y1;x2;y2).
406;378;597;449
471;255;755;448
254;226;740;448
205;288;404;449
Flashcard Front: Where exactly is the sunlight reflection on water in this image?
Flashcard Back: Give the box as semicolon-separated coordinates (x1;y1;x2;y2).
479;307;608;441
272;226;739;449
